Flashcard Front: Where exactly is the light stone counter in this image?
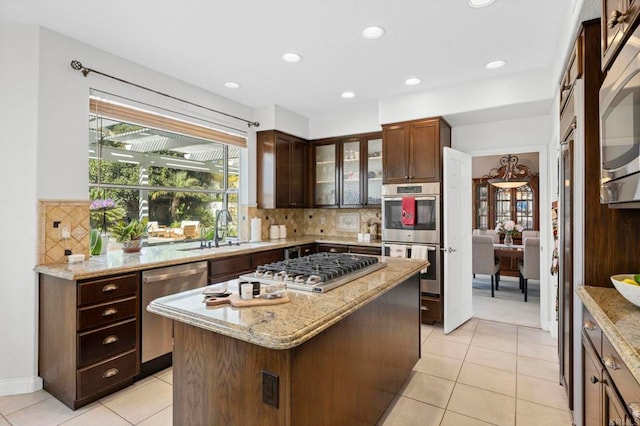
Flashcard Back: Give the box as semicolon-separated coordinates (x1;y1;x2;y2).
577;286;640;383
34;236;382;280
147;257;426;350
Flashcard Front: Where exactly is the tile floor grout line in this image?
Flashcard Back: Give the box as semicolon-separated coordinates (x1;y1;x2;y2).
97;401;135;425
1;393;53;418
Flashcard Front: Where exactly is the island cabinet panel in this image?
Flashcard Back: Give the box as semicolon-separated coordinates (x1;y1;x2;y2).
39;272;140;409
171;274;420;426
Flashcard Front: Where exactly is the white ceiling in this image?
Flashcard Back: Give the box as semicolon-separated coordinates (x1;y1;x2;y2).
1;0;593;122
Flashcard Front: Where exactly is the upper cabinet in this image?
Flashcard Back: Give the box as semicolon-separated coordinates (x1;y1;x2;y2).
257;130;308;209
311;132;382;208
382;117;451;184
472;177;539;231
602;0;640;70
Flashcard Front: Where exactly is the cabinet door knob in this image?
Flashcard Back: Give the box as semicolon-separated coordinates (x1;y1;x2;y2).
602;354;619;370
590;375;599;384
608;9;628;29
102;335;119;345
102;307;118;317
102;368;119;379
628;402;640;420
102;284;118;293
583;320;595;331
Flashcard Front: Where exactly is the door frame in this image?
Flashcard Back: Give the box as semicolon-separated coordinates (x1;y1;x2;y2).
465;144;551;333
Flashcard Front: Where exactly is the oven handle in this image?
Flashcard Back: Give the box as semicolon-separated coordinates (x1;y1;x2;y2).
383;243;438;251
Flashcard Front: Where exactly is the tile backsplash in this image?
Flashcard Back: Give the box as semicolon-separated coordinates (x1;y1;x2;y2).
39;200;91;264
239;206;382;241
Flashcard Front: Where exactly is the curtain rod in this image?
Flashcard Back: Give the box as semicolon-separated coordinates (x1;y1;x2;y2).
70;60;260;128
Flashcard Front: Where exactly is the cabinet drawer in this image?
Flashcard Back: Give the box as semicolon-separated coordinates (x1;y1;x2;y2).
251;249;284;268
77;319;137;368
317;244;349;253
209;255;251;279
602;334;640;408
582;308;602;356
78;274;138;306
77;350;138;400
77;296;137;331
348;245;382;255
421;297;441;323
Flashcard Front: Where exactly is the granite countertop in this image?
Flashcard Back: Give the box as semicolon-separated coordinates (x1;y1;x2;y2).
34;235;383;280
147;257;426;350
577;286;640;383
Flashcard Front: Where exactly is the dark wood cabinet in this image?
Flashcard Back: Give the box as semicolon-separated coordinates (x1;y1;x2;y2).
602;0;640;71
382;117;451;184
208;249;285;284
257;130;308;209
583;337;602;426
316;243;381;255
39;273;140;409
311;132;383;208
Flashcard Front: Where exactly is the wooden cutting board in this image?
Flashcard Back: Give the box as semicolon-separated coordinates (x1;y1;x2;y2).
205;293;290;307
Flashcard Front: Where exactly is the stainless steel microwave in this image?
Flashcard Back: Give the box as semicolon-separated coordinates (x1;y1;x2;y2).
600;25;640;208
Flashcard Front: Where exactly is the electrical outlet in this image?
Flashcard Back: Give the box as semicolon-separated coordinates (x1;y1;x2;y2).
262;370;279;408
320;216;326;225
60;223;70;240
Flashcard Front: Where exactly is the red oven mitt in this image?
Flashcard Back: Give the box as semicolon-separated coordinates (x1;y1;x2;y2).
401;197;416;226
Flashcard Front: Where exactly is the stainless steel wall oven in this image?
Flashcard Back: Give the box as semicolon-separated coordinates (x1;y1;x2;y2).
381;183;440;244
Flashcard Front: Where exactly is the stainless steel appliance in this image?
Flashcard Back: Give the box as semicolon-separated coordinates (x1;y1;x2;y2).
600;24;640;207
141;261;207;363
284;245;302;259
381;183;440;243
383;242;440;295
239;252;386;293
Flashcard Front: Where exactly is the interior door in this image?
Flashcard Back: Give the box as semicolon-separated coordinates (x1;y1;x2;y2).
443;147;473;333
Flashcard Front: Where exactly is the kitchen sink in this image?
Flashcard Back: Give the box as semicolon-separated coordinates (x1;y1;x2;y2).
177;241;256;252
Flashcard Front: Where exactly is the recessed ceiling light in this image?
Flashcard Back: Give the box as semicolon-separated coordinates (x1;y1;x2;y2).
405;77;422;86
361;26;385;40
282;52;302;63
341;91;356;99
469;0;495;7
224;82;240;89
484;59;506;70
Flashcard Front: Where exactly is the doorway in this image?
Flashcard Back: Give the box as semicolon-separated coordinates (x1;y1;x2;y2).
470;151;545;329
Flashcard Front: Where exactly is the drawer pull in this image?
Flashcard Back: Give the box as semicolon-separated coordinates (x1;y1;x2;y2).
329;248;337;253
102;368;119;379
102;284;118;293
629;402;640;420
102;335;119;345
583;320;595;331
102;307;118;317
590;375;599;384
602;355;619;370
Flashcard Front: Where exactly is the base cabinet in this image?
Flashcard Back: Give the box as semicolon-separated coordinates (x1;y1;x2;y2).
39;273;141;409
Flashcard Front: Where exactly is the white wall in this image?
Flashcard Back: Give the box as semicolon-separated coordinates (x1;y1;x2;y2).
309;101;381;139
0;23;257;395
0;23;42;395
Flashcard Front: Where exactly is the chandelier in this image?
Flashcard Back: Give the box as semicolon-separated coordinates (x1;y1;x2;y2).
484;154;530;189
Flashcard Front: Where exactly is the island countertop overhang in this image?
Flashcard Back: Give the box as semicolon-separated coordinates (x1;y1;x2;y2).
147;257;427;350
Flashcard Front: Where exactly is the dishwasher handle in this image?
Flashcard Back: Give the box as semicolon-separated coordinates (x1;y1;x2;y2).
143;265;207;283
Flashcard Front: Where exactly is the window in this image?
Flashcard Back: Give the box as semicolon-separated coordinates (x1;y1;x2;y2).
89;96;245;245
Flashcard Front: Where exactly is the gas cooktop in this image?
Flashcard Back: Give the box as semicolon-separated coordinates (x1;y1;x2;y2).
238;252;386;293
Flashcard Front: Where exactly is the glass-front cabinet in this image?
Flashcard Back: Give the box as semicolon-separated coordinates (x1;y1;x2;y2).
312;132;382;208
314;142;338;206
472;176;539;232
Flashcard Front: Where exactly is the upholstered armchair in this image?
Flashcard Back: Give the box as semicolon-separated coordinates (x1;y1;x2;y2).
472;235;500;297
519;237;540;302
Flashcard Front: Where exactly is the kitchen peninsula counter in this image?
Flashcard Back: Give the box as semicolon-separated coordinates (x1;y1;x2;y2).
151;257;425;425
34;235;382;280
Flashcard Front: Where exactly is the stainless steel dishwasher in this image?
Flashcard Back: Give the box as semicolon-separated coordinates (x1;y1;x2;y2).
141;261;208;363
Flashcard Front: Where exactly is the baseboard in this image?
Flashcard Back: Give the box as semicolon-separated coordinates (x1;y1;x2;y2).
0;375;43;396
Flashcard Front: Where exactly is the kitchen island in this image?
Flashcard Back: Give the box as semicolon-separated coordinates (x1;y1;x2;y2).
148;257;426;425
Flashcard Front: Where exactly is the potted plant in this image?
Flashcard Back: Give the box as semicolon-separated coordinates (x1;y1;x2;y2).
111;218;149;253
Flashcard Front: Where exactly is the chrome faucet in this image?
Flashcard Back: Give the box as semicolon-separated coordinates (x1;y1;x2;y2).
214;209;232;248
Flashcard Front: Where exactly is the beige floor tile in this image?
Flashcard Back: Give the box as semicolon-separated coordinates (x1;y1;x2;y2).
440;410;493;426
0;416;9;426
0;390;51;416
413;353;463;381
518;355;560;382
400;371;455;408
99;377;160;405
458;318;479;332
5;397;94;426
517;374;570;411
471;333;517;354
516;399;573;426
518;340;558;362
447;383;516;426
518;326;557;347
138;405;172;426
423;336;469;360
457;362;516;397
101;379;173;424
475;320;518;339
465;346;517;372
156;370;173;385
60;405;131;425
429;326;474;344
378;395;444;426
